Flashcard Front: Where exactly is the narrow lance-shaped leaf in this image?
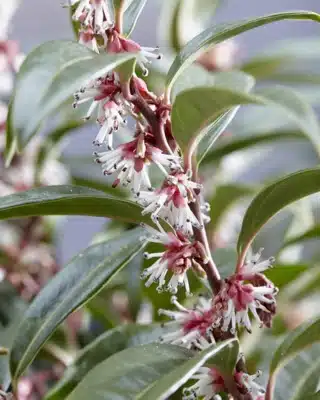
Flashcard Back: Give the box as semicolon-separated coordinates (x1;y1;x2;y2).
7;40;135;152
166;11;320;90
237;167;320;259
66;344;194;400
172;85;320;157
45;324;168;400
10;228;145;382
139;339;239;400
0;185;149;225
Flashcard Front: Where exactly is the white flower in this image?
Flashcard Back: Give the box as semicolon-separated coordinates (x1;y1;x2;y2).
183;366;225;400
94;134;179;192
137;172;203;236
73;73;131;147
140;226;204;295
63;0;113;31
241;248;275;275
158;295;215;349
0;1;20;39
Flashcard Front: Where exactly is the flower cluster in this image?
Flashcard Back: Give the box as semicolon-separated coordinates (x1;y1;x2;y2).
183;366;265;400
67;1;279;398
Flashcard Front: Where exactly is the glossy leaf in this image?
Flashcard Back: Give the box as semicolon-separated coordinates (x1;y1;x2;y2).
291;358;320;400
201;130;304;165
7;40;135;150
172;84;320;153
123;0;148;36
46;324;167;400
139;339;239;400
66;344;194;400
270;317;320;375
237;168;320;256
10;228;145;382
0;185;149;225
167;11;320;90
172;86;261;151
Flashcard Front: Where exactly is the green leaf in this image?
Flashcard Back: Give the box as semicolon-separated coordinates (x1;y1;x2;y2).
172;86;260;152
291;358;320;400
138;339;239;400
0;282;27;389
270;317;320;375
282;225;320;248
66;344;194;400
10;228;145;382
123;0;148;36
172;84;320;154
166;11;320;90
237;167;320;257
0;185;149;225
201;130;304;165
8;40;135;151
45;324;167;400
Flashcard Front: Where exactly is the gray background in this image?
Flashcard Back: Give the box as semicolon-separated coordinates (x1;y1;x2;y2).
10;0;320;264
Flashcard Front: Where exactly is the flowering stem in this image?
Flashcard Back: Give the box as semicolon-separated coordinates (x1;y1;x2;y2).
235;242;251;273
122;80;174;154
115;0;126;34
265;373;275;400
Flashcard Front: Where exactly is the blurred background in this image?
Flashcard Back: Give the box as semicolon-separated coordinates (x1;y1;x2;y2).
9;0;320;263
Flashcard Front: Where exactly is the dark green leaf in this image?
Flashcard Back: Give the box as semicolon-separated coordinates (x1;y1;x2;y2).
167;11;320;89
123;0;148;36
10;228;145;381
237;168;320;257
66;344;194;400
71;176;127;197
201;131;304;165
0;283;27;389
139;339;239;400
8;40;135;151
45;324;167;400
0;185;149;225
270;317;320;375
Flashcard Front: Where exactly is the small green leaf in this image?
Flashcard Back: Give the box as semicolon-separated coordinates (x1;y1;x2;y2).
8;40;135;151
139;339;239;400
167;11;320;89
270;317;320;375
10;228;145;382
291;358;320;400
237;168;320;257
123;0;148;36
0;185;149;225
66;344;194;400
45;324;167;400
282;225;320;248
201;130;304;165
